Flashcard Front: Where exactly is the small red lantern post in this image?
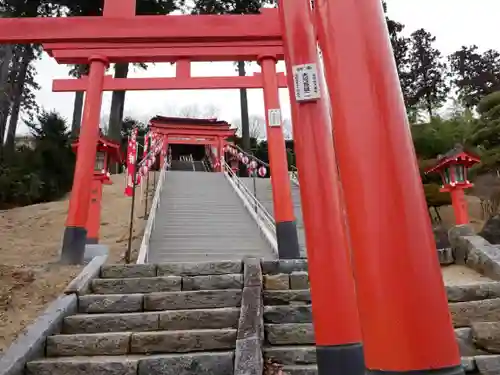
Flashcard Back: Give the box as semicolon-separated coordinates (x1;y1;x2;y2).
72;133;123;244
426;145;480;225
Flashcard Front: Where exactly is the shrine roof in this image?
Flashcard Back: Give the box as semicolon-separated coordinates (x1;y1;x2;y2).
425;144;480;173
150;116;230;127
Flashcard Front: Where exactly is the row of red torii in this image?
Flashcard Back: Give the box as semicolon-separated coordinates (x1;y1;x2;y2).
0;1;467;374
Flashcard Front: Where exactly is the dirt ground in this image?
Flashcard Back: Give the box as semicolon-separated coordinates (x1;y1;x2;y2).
0;172;156;353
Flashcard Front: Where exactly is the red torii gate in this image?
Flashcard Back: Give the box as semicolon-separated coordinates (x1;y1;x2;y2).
0;1;462;375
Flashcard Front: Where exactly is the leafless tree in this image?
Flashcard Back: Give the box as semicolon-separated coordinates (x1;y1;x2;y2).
233;114;265;140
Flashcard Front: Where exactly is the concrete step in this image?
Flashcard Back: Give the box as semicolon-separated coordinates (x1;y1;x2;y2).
65;307;240;334
450;298;500;328
79;290;241;313
263;345;316;365
47;329;237;356
91;274;242;294
147;253;266;263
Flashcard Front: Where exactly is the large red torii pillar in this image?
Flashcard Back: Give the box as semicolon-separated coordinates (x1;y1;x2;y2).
314;1;462;375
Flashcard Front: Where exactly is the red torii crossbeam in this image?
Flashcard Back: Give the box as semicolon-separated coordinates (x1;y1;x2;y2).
52;73;288;92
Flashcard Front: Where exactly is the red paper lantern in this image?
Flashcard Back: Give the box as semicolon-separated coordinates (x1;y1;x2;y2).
258;166;267;177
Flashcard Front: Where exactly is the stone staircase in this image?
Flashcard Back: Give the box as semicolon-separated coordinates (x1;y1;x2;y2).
261;260;500;375
25;261;246;375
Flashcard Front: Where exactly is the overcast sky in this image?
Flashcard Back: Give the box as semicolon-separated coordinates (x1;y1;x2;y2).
22;0;499;135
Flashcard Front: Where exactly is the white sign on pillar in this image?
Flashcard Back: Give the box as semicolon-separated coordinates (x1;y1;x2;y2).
268;109;282;127
292;63;321;102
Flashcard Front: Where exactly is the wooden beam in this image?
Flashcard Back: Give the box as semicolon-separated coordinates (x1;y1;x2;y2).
52;74;289;92
0;9;281;44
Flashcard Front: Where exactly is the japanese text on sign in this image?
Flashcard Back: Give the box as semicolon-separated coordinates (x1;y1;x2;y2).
292;63;321;102
268;109;282;127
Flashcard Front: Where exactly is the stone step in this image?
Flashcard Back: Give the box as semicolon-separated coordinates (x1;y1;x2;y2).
91;277;181;294
100;261;243;278
450;298;500;328
27;351;234;375
263;345;316;365
263;298;500;328
64;307;240;334
48;328;237;356
282;364;318;375
264;346;484;373
91;274;242;294
265;323;314;345
264;305;312;324
79;290;241;313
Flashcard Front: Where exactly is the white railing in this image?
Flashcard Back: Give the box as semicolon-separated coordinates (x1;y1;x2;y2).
136;164;168;264
222;161;279;256
290;170;299;186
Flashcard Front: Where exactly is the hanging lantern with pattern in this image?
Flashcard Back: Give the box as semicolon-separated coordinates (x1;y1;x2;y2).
258;166;267;177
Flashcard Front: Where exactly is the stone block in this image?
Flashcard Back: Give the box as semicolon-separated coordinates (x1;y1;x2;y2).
137;352;234;375
26;357;138;375
262;259;308;275
450;298;500;328
63;312;159;334
472;322;500;354
237;286;263;340
46;332;131;357
263;290;312;306
78;294;144;314
282;364;317;375
455;328;482;357
438;248;455;265
182;274;243;291
264;305;312;324
0;294;77;375
462;357;477;372
101;264;157;278
83;245;109;264
466;238;500;281
475;355;500;375
130;329;237;354
158;307;240;330
290;272;309;290
65;255;107;295
91;276;181;294
263;346;316;365
447;283;500;303
144;290;242;311
264;274;290;290
234;336;263;375
449;225;476;264
265;323;314;345
157;261;242;276
244;258;262;287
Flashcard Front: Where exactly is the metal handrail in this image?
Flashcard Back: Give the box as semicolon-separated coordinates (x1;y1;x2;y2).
230;143;300;186
222;160;278;255
136;163;168;264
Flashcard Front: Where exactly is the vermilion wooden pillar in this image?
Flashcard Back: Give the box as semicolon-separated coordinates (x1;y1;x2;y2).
279;1;364;375
60;56;108;264
314;0;462;374
259;56;300;259
217;136;224;172
86;175;112;244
